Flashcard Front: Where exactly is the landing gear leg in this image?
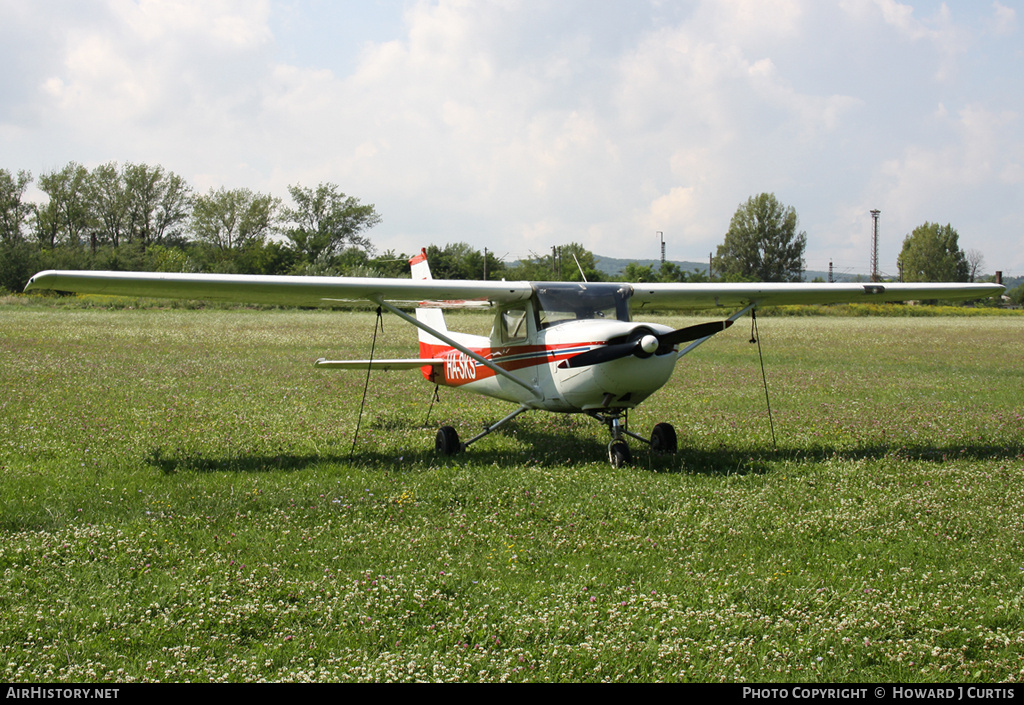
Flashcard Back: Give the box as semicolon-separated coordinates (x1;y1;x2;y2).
589;412;636;468
607;415;631;467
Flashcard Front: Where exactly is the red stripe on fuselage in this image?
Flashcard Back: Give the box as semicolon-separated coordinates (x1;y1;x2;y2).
417;341;602;386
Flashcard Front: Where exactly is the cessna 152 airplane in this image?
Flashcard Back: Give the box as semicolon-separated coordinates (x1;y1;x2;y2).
26;252;1003;466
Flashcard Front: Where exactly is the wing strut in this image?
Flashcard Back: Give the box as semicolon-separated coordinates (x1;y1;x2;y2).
750;309;777;449
676;303;756;359
373;298;542;400
350;306;384;461
424;385;441;426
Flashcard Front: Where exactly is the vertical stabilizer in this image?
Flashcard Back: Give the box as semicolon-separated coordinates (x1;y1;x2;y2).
409;248;433;282
409;249;448;348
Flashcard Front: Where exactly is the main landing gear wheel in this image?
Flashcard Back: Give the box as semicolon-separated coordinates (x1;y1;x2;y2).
436;426;461;455
650;422;677;454
608;440;631;468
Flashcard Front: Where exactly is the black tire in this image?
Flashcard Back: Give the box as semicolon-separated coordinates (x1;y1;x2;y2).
608;440;631;468
650;422;677;454
435;426;461;455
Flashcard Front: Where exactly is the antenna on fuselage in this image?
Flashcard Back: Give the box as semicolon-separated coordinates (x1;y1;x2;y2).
572;253;588;282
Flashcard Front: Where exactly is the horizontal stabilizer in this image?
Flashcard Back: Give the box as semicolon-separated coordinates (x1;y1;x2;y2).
314;357;440;371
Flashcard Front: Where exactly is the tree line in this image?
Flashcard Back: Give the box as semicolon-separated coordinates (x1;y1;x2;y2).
0;163;387;292
2;163;1006;300
0;161;717;293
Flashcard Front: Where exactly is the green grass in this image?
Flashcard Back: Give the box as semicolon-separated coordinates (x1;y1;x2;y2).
1;303;1022;682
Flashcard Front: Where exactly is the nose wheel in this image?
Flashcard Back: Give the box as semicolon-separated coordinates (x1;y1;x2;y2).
608;439;631;468
590;411;677;467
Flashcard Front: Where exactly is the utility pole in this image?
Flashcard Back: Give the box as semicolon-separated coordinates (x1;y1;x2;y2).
658;231;665;264
870;209;881;282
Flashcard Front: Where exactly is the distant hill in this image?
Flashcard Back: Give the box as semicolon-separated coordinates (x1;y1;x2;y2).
593;256;708;278
998;274;1022;293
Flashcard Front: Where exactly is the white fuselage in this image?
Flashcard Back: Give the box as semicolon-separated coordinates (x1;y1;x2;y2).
421;319;679;412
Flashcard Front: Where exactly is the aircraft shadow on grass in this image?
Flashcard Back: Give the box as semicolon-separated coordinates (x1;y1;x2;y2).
143;422;1023;476
672;441;1024;477
143;420;620;474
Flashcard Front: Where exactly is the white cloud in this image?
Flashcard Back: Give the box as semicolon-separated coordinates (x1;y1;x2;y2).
845;0;970;81
699;0;805;42
854;102;1023;272
104;0;272;47
1;0;1021;273
879;104;1022;202
988;1;1017;35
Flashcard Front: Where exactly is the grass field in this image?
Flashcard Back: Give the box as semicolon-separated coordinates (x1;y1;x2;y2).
1;301;1022;682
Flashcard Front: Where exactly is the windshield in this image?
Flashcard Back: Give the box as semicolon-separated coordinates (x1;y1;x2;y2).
534;283;632;328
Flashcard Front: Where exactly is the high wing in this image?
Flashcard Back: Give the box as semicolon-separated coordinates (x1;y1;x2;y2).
631;281;1004;309
25;270;1002;308
24;270;532;307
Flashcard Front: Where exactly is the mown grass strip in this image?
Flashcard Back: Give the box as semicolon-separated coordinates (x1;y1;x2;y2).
1;304;1021;682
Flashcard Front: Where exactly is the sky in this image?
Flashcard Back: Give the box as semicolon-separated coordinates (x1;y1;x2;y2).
2;0;1021;278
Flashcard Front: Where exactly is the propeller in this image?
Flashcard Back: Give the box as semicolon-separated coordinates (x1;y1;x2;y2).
558;320;733;370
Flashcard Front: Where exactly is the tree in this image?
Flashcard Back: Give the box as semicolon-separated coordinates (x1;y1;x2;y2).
965;248;985;283
425;242;506;280
89;162;130;248
621;262;656;282
282;183;381;263
1008;282;1024;306
231;240;299;276
122;163;192;246
191;187;280;250
0;169;49;290
898;222;969;282
615;260;709;284
558;243;603;282
714;193;806;282
656;261;708;283
370;249;415;278
36;162;93;249
508;243;602;281
0;169;33;246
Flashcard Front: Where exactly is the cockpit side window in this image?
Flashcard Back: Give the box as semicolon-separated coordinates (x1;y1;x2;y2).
500;306;530;343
